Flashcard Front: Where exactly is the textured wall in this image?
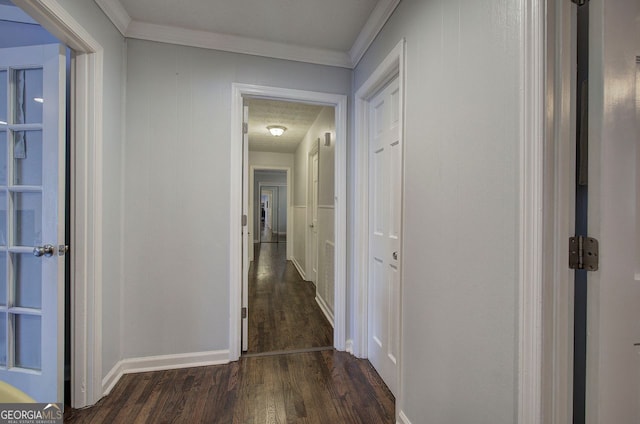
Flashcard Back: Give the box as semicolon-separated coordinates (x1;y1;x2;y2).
354;0;521;422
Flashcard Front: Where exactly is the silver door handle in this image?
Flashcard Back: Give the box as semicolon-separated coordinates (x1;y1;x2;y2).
393;251;398;260
33;244;55;257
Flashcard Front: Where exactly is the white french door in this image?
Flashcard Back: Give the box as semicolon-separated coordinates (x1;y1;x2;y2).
367;75;401;396
0;44;66;403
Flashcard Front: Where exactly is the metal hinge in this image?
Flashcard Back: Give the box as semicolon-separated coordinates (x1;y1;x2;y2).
569;236;599;271
242;122;248;134
571;0;588;5
242;214;248;226
242;307;247;319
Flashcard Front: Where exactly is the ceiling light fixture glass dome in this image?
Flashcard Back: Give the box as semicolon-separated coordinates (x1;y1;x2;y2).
267;125;287;137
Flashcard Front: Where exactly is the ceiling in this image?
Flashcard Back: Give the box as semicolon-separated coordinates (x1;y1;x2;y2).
4;0;401;150
246;99;325;154
94;0;401;68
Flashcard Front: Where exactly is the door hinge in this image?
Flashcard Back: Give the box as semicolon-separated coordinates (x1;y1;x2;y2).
243;122;248;134
242;307;247;319
570;0;588;5
242;214;248;226
569;236;599;271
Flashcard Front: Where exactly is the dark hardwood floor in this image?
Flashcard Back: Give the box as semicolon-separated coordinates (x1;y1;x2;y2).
247;242;332;354
64;350;395;423
63;242;373;423
259;223;286;243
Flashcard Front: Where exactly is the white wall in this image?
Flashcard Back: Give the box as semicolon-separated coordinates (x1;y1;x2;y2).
53;0;126;382
293;106;335;318
353;0;521;422
124;39;350;359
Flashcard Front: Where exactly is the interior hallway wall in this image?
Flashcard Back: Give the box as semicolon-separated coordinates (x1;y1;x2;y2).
292;106;335;317
353;0;522;422
124;39;350;360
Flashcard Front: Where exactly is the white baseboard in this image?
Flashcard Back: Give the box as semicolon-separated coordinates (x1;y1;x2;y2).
291;256;306;280
345;339;354;355
315;295;334;328
102;349;230;396
398;411;412;424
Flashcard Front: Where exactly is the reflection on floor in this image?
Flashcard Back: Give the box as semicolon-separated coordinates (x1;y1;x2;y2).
247;242;332;354
260;222;286;243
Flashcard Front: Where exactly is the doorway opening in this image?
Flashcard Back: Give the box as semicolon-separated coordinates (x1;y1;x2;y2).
243;98;335;356
230;84;348;361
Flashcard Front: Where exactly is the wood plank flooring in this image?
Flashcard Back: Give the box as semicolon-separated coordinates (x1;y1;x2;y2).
64;242;361;422
247;242;332;353
64;350;395;423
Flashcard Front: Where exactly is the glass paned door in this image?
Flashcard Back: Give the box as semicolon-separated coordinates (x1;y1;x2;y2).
0;44;66;403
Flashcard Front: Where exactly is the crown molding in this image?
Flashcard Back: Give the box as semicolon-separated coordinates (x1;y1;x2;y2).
94;0;130;35
92;0;400;69
126;20;353;68
349;0;401;67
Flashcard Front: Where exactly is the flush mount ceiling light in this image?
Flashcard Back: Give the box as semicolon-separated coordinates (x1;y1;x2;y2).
267;125;287;137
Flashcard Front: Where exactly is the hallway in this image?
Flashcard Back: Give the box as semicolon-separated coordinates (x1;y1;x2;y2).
247;242;332;354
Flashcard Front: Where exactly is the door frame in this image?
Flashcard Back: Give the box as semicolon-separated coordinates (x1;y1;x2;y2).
258;181;287;243
230;83;347;360
249;166;292;260
353;38;405;419
11;0;105;408
541;1;577;423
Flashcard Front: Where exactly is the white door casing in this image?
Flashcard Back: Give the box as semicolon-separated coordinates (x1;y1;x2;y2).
353;40;404;420
241;105;249;352
367;75;401;396
0;44;66;403
230;84;348;360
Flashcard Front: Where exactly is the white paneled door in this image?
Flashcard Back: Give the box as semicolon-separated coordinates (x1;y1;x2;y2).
583;1;640;421
368;75;401;396
0;44;66;402
308;147;319;285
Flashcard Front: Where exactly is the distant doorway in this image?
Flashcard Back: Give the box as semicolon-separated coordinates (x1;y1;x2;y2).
257;180;286;244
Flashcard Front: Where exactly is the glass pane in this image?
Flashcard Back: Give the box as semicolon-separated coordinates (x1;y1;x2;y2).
0;191;5;246
13;130;42;186
13;68;43;125
0;313;5;366
0;70;6;125
15;314;41;370
13;192;41;246
0;252;5;306
0;131;6;186
13;253;41;309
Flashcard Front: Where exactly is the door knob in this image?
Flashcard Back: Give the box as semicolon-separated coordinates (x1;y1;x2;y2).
33;244;55;257
392;251;398;260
